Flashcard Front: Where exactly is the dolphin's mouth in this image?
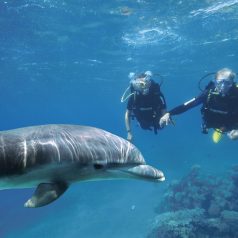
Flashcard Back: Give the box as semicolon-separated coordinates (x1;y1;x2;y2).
115;164;165;182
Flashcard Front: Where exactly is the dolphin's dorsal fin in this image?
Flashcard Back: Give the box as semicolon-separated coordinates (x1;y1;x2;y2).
24;182;68;208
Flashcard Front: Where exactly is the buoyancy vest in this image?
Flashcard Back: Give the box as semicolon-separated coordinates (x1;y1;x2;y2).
201;84;238;131
130;80;166;134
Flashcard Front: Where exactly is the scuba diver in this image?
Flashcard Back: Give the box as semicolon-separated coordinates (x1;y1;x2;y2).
121;71;167;142
159;68;238;142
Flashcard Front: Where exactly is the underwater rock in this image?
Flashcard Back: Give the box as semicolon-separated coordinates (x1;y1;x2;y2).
156;165;216;213
149;165;238;238
148;209;205;238
221;210;238;224
231;165;238;186
208;203;221;217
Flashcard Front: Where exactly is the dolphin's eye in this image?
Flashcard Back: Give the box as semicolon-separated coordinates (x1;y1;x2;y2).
94;164;104;170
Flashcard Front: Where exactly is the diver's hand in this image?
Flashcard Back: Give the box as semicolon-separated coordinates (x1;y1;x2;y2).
227;130;238;140
127;131;133;142
159;113;171;128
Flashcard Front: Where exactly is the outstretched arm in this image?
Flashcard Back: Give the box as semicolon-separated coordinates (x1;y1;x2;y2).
125;110;133;142
160;92;207;127
169;96;204;115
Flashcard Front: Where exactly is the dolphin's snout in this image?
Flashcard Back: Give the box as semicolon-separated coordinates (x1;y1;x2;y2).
126;165;165;182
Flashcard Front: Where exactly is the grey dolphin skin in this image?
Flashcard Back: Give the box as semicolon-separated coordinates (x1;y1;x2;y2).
0;124;165;208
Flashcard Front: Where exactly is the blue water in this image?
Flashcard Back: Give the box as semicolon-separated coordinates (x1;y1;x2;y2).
0;0;238;237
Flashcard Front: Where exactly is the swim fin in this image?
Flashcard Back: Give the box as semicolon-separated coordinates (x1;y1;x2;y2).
212;129;223;143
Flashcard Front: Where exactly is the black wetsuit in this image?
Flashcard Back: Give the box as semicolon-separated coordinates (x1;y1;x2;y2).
127;80;166;134
169;82;238;132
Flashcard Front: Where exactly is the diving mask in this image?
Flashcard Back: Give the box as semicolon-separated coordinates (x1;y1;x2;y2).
215;68;235;96
215;78;233;95
131;76;151;95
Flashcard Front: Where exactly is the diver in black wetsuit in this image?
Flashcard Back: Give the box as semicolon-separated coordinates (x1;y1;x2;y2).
123;71;167;142
159;68;238;141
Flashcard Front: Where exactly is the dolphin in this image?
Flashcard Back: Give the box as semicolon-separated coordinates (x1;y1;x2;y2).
0;124;165;208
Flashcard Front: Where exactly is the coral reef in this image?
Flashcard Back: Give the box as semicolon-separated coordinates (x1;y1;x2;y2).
148;165;238;238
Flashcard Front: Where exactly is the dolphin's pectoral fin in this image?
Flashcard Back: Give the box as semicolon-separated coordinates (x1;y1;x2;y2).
24;182;68;208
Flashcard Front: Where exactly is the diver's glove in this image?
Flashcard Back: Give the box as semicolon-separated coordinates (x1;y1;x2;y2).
227;130;238;140
159;113;172;128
